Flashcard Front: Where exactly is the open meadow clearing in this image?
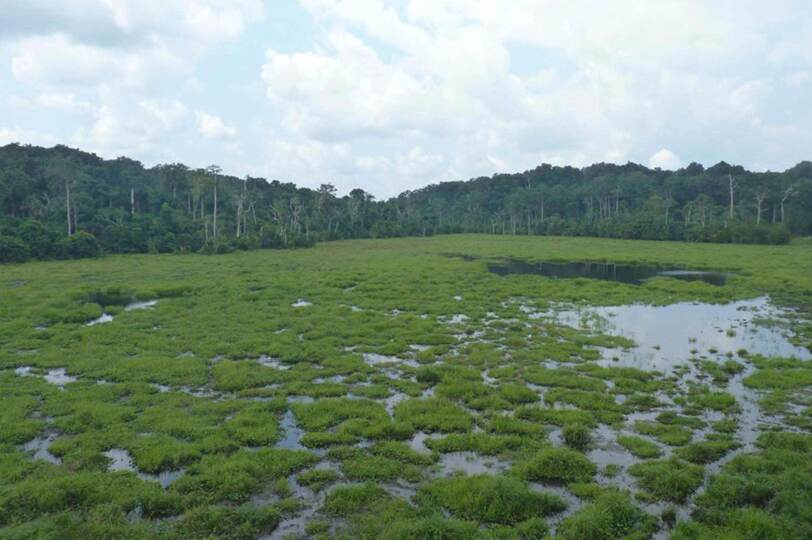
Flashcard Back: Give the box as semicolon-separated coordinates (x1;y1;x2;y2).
2;235;812;539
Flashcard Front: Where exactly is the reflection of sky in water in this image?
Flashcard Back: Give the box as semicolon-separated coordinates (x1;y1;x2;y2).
551;296;810;372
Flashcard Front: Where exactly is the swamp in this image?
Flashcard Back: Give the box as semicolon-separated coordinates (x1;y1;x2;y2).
1;234;812;539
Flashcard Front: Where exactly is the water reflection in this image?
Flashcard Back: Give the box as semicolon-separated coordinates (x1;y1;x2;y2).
488;259;727;286
546;296;810;372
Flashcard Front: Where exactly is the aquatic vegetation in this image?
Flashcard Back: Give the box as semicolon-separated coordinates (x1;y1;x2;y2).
675;432;812;539
425;433;527;455
556;491;657;540
1;235;811;536
628;458;705;502
617;435;662;459
562;424;592;450
675;439;742;464
418;474;566;524
296;469;340;491
394;398;473;433
519;447;597;483
323;483;387;517
634;421;693;446
174;504;283;540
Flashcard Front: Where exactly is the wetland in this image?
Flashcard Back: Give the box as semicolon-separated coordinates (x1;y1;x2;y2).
1;235;812;539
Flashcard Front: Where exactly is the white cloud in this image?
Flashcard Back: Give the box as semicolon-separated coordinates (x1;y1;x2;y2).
786;70;810;86
2;1;811;197
35;91;94;113
197;111;237;139
3;1;263;161
253;0;812;196
74;98;188;157
0;126;58;147
648;149;683;170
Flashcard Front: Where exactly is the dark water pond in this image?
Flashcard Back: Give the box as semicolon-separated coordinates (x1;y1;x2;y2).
487;259;727;286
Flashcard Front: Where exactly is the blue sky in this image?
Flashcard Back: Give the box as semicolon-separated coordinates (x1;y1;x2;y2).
1;1;811;198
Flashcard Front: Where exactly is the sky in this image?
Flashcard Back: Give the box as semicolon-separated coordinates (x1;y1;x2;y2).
1;1;811;198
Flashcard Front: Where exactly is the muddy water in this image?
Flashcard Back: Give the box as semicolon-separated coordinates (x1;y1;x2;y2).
86;300;158;326
86;313;114;326
276;410;306;451
102;448;185;488
22;433;61;464
15;366;77;387
124;300;158;311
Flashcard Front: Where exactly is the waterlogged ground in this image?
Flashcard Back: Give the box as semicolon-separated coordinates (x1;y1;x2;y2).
1;235;812;539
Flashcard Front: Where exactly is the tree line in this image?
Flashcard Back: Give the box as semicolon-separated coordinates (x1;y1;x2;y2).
1;143;811;262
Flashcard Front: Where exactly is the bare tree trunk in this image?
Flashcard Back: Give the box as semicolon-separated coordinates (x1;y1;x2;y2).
728;174;736;220
756;193;765;225
130;187;135;215
780;186;794;223
212;180;218;239
236;198;242;238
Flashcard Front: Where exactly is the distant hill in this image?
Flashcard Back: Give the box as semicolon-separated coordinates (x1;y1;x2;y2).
1;143;810;261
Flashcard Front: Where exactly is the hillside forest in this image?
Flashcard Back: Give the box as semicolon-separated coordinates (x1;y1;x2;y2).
1;144;811;262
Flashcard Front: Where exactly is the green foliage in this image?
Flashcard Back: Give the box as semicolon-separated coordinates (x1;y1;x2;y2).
675;439;741;464
418;474;565;525
394;398;473;433
324;483;387;517
617;435;662;459
634;421;693;446
519;447;596;483
1;144;808;264
562;424;592;450
556;491;656;540
2;233;812;537
171;448;317;504
628;458;705;502
174;504;281;540
0;235;29;263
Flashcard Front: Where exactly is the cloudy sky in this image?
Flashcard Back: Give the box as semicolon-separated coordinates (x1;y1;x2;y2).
1;1;810;198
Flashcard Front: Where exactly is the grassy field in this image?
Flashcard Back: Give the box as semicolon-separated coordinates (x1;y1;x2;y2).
1;235;811;539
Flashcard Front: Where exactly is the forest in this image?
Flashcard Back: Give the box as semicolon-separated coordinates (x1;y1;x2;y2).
1;143;811;262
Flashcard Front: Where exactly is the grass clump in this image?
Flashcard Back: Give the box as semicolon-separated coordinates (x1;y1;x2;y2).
628;458;704;502
617;435;662;459
498;383;539;404
425;433;526;455
634;421;693;446
171;448;317;504
562;424;591;450
174;504;282;540
419;474;565;524
292;398;388;431
520;447;596;483
324;483;388;517
296;469;340;491
394;398;473;433
676;439;741;464
557;491;656;540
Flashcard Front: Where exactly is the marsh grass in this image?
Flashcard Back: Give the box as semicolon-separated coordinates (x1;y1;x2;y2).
1;235;811;536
